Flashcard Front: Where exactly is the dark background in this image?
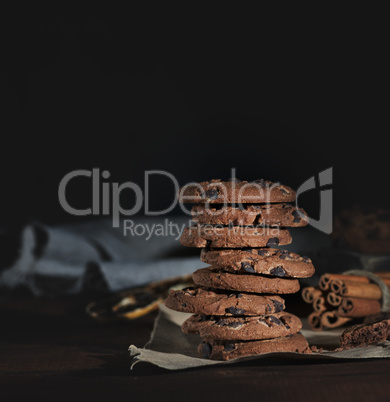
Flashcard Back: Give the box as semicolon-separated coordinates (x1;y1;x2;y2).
1;12;390;401
1;11;387;230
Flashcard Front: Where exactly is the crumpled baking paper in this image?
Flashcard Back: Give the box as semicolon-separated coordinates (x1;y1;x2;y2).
129;304;390;370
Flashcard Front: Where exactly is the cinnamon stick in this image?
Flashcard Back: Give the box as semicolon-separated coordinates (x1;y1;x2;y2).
301;287;322;304
338;297;381;318
319;274;331;291
375;272;390;279
319;273;368;291
308;311;324;331
312;295;327;313
339;274;390;287
322;273;390;292
339;280;383;300
321;311;352;328
329;279;345;294
377;277;390;286
327;292;342;307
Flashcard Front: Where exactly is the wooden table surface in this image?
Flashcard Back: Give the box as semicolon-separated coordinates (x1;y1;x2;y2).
1;293;390;402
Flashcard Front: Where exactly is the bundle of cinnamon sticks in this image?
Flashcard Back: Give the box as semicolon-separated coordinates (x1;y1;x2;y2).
302;272;390;331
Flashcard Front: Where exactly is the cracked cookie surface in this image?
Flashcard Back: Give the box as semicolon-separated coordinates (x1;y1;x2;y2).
199;333;309;360
192;267;300;294
192;203;308;227
180;225;292;248
200;248;314;278
182;311;302;341
164;286;285;316
179;179;296;204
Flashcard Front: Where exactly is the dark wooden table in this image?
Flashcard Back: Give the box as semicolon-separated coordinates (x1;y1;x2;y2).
1;293;390;402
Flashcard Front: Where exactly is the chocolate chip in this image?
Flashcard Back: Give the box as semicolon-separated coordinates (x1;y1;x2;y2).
270;266;287;277
302;256;310;263
181;303;187;308
269;315;284;326
216;319;228;326
292;209;302;223
201;343;212;358
241;262;255;273
205;188;219;200
266;305;271;313
278;316;291;329
228;322;242;328
236;293;243;298
257;249;269;256
199;314;208;322
271;299;284;312
223;343;236;352
266;237;279;247
279;250;289;260
225;307;246;316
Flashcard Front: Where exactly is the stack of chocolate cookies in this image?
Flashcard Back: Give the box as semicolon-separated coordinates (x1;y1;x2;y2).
165;179;315;360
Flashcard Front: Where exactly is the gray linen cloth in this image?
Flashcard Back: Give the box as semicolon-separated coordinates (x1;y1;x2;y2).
0;216;204;296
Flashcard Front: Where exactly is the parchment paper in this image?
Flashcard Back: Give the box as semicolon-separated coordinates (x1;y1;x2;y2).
129;304;390;370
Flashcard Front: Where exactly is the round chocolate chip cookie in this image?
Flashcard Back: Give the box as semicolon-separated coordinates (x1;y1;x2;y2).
182;311;302;341
199;333;309;360
200;248;315;278
180;225;292;248
178;179;296;204
164;286;285;316
192;203;308;227
192;267;300;294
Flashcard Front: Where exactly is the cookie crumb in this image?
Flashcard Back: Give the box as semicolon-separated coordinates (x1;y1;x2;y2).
308;345;323;353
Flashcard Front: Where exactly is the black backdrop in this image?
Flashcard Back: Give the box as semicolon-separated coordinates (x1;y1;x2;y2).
1;11;387;229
